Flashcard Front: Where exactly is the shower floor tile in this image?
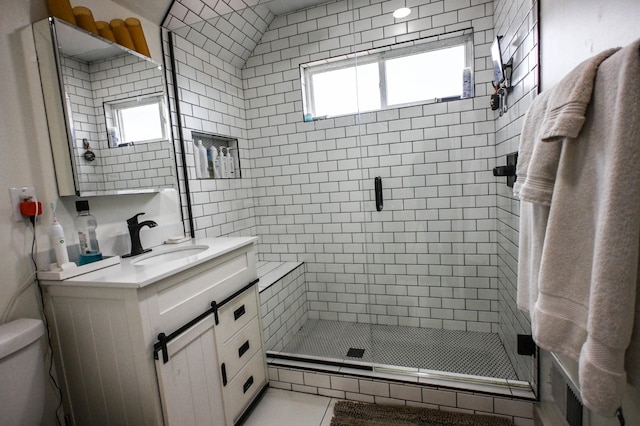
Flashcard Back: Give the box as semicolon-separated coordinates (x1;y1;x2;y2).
281;320;518;380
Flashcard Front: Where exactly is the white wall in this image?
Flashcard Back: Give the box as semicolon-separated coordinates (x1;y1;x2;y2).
493;0;539;390
0;0;180;423
540;0;640;90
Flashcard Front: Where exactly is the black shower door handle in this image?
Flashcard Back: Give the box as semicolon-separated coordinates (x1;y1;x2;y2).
375;176;383;211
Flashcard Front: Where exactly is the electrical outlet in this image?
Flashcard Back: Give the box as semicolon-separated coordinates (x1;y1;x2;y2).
9;186;37;222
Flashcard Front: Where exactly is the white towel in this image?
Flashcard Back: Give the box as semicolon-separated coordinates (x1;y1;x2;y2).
519;47;619;206
514;89;552;313
516;40;640;416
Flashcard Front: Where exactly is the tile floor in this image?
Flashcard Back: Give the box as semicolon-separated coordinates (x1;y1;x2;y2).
281;319;518;380
242;388;336;426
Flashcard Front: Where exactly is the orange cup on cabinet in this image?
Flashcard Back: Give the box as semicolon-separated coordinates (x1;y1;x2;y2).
46;0;76;25
125;17;151;57
73;6;99;35
110;19;136;50
95;21;116;43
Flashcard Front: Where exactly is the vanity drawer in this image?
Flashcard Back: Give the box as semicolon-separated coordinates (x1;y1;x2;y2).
150;245;256;336
218;317;261;385
223;351;266;425
215;287;258;343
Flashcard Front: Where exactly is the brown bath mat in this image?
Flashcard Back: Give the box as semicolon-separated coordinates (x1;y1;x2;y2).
330;400;514;426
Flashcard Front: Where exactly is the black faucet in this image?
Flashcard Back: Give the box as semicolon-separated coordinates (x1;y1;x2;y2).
122;213;158;258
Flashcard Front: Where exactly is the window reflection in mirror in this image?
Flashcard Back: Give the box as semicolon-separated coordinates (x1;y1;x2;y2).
105;94;169;147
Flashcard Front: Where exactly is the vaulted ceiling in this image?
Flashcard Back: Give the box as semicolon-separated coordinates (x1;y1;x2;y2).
112;0;332;67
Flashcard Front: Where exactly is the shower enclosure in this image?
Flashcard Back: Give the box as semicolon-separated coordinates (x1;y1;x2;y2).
163;0;537;395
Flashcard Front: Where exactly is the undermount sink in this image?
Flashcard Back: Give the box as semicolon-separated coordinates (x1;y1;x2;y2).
131;245;209;266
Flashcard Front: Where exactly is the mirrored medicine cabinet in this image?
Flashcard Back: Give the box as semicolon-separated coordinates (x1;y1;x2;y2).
33;17;177;196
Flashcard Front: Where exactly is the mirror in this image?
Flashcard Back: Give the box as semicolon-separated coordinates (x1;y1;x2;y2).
33;17;176;196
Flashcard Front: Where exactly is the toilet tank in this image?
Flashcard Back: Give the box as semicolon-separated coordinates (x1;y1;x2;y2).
0;318;46;426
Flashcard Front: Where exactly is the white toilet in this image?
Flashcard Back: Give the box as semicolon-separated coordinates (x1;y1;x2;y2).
0;318;46;425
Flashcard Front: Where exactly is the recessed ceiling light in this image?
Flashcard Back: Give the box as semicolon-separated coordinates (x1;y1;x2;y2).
393;7;411;19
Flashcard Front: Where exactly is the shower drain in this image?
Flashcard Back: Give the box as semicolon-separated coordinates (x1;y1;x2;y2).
346;348;365;358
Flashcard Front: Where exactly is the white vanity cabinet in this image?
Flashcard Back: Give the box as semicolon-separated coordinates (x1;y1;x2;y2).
40;238;267;426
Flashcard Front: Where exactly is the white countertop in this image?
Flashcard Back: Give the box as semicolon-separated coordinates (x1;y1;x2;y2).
39;237;257;289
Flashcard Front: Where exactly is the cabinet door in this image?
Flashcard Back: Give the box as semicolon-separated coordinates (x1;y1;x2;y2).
154;316;225;426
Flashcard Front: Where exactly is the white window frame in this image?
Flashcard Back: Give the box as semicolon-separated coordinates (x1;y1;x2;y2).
107;93;169;146
301;32;474;120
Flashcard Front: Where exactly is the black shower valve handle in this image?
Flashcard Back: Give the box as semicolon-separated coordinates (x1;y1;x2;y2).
493;152;518;188
492;165;516;177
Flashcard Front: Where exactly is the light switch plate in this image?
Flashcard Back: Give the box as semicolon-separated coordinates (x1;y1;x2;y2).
9;186;37;222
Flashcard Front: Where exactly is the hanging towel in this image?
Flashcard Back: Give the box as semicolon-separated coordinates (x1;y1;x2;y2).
514;89;552;313
519;47;619;205
516;39;640;416
515;48;618;314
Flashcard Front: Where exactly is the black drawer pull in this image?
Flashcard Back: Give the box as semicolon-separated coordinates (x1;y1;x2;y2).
242;376;254;393
221;363;227;386
238;340;250;358
233;305;246;320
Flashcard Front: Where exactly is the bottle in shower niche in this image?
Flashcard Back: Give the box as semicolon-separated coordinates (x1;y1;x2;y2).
75;200;102;265
219;147;228;178
209;145;221;179
206;145;214;178
197;140;208;178
227;148;235;178
193;141;202;179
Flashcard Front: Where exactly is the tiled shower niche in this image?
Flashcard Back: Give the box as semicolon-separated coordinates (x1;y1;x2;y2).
192;131;241;179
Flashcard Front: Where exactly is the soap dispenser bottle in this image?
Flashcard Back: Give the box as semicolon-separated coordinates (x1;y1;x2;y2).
75;200;102;265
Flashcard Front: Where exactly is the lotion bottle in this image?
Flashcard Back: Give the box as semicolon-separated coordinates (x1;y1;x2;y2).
193;141;202;178
206;145;213;178
197;140;208;178
227;148;235;178
210;145;221;179
219;147;228;178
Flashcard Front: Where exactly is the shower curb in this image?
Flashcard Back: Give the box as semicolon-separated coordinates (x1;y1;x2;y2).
267;357;536;426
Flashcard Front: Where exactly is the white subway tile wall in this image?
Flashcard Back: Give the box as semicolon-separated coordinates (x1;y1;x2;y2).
162;29;192;235
165;0;534;384
61;53;174;192
493;0;538;384
169;28;258;238
62;56;104;192
260;263;308;352
242;0;499;333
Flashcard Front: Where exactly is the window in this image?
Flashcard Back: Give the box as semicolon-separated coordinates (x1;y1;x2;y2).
104;94;168;147
301;33;473;119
